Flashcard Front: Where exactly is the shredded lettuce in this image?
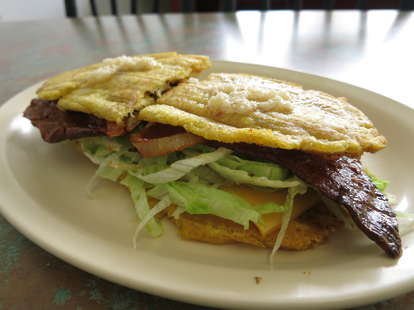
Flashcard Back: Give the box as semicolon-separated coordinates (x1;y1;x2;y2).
80;136;308;252
86;154;124;196
81;137;310;252
131;195;171;248
120;173;163;238
84;149;141;196
254;202;290;215
216;155;289;180
80;136;140;167
131;147;232;184
209;162;302;189
320;196;356;230
182;165;227;186
77;134;402;267
139;155;169;175
372;177;389;192
80;137;315;261
365;169;389;192
147;184;169;200
80;136;127;163
171;206;186;219
182;144;216;155
165;181;261;229
96;165;124;182
84;136;403;265
269;184;307;265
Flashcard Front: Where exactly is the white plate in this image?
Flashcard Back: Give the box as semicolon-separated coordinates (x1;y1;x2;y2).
1;61;414;310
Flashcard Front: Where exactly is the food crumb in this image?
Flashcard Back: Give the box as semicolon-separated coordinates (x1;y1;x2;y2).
302;271;311;276
254;276;263;284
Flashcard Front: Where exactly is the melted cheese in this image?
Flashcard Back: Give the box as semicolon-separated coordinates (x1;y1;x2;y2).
152;184;321;237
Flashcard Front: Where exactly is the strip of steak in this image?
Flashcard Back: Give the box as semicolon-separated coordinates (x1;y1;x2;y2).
213;142;401;258
23;99;125;142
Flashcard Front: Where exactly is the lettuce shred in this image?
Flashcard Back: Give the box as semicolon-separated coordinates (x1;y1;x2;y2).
79;136;310;255
209;162;302;189
121;173;163;238
269;184;307;265
131;147;232;184
165;181;260;229
78;136;397;263
365;169;389;192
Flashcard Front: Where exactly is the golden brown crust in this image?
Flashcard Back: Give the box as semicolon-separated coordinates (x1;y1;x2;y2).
36;53;211;124
170;204;342;250
141;73;387;154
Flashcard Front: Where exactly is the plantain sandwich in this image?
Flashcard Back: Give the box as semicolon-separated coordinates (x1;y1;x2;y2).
23;55;401;260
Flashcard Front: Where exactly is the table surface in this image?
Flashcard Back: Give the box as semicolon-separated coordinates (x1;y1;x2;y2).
1;10;414;310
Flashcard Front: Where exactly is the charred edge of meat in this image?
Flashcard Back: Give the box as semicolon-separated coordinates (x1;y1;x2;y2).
209;142;401;258
23;99;128;142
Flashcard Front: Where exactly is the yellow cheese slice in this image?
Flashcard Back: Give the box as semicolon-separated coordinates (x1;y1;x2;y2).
151;184;320;237
219;185;320;236
145;184;335;250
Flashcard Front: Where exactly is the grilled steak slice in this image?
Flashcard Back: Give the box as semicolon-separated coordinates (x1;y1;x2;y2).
23;99;125;142
215;142;402;258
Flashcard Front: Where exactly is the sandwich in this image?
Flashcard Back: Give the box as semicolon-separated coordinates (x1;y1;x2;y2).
23;53;401;260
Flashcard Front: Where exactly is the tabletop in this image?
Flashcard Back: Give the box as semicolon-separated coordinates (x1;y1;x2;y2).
1;10;414;310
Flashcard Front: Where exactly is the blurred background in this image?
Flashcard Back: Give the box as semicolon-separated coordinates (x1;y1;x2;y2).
0;0;409;22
